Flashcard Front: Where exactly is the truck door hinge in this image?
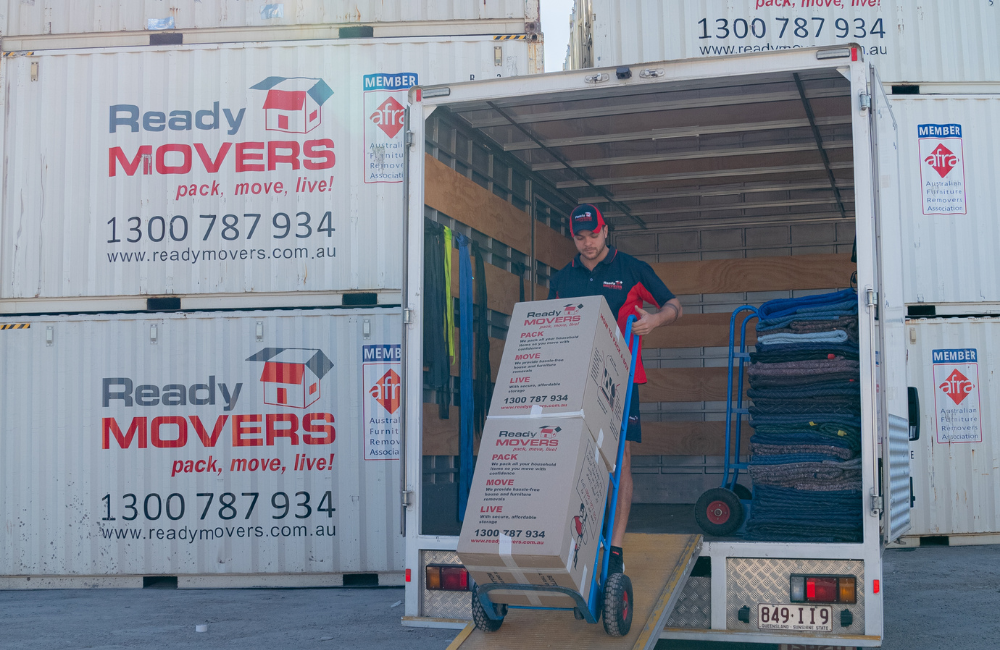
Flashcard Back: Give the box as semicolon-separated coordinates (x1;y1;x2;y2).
871;494;884;514
859;92;871;112
403;309;413;324
402;490;414;508
866;288;877;308
404;131;414;147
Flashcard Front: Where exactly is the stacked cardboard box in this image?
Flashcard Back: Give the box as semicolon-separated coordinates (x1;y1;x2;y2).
458;296;632;608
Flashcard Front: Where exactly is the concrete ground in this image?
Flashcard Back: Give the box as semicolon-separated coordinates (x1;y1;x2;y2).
1;545;997;649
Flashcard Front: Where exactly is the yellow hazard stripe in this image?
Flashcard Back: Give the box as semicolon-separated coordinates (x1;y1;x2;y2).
2;51;34;58
493;34;526;41
0;323;30;330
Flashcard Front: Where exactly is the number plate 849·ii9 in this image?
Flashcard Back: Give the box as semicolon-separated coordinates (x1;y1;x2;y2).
757;603;832;632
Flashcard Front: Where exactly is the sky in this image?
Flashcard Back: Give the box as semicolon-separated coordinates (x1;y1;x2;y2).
540;0;575;72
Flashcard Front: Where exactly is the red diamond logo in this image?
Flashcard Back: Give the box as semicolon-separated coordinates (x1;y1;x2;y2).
924;143;958;178
370;96;405;138
939;369;973;405
370;369;401;413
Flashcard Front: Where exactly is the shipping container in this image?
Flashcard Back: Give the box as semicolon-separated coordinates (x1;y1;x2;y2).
400;47;910;646
567;0;1000;86
0;307;403;581
0;0;538;39
905;317;1000;542
0;35;537;312
890;95;1000;310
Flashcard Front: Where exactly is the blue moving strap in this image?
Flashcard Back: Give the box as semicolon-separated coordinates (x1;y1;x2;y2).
456;234;475;520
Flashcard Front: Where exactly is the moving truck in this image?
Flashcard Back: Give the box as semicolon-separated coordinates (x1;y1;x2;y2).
401;46;910;647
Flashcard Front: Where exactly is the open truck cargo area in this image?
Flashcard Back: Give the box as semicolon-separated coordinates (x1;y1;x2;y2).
402;47;909;647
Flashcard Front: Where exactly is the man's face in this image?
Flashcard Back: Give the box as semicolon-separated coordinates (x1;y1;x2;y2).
573;225;608;260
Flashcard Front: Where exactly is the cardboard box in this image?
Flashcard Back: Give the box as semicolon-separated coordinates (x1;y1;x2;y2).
458;418;609;608
489;297;632;471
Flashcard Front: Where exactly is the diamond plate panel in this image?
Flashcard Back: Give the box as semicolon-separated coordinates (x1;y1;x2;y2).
421;550;471;620
665;576;711;629
727;558;865;633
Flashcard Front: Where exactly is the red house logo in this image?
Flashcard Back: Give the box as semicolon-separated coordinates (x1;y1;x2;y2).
251;76;334;134
369;369;401;414
247;347;334;409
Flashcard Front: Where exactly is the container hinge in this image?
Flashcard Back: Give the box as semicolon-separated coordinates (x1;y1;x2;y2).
404;131;414;147
859;92;871;112
870;494;884;514
866;288;877;308
403;308;413;324
401;490;414;508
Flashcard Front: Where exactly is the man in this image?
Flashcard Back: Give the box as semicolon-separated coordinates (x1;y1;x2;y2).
548;204;682;575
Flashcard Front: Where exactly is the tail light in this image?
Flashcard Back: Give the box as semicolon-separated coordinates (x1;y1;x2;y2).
425;565;470;591
789;575;857;604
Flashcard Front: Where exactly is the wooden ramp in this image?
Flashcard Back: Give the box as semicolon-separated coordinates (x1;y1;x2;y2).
448;533;702;650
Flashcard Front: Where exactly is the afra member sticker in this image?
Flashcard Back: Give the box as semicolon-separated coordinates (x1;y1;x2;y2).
932;348;981;444
918;123;967;215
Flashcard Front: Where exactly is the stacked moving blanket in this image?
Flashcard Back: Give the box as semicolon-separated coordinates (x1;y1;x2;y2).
743;289;864;543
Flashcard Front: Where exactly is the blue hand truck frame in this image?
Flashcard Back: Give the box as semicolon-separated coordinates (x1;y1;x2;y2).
475;315;640;627
721;306;760;495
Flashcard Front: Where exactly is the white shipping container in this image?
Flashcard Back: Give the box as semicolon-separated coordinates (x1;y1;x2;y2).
905;318;1000;538
568;0;1000;85
891;95;1000;308
0;37;534;307
0;308;403;577
0;0;536;36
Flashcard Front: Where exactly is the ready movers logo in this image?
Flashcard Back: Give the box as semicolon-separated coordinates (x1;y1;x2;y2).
100;348;337;476
108;77;336;180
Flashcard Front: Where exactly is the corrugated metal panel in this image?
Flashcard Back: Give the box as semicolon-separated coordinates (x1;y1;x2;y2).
906;318;1000;536
1;0;532;35
0;308;403;575
891;95;1000;306
0;37;530;302
573;0;1000;84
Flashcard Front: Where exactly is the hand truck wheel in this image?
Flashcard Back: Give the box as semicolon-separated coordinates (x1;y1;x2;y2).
694;487;745;536
602;572;633;636
471;586;506;633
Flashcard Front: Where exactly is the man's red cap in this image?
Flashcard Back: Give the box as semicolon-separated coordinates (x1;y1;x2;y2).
569;204;606;237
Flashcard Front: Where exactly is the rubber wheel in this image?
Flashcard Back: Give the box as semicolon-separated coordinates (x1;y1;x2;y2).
732;483;753;501
602;572;634;636
471;586;506;633
694;488;745;536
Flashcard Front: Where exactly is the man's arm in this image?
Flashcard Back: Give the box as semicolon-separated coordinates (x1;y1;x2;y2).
632;298;682;336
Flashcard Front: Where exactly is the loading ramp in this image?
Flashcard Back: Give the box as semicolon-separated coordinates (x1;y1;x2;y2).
447;533;702;650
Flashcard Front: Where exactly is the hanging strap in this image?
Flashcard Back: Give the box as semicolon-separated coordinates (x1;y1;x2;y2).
443;226;455;363
456;234;475;521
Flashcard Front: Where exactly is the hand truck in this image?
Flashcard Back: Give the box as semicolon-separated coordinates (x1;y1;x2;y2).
470;315;640;637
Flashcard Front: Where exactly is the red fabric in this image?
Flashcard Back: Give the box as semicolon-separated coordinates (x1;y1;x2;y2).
264;90;306;111
260;362;304;384
618;281;660;384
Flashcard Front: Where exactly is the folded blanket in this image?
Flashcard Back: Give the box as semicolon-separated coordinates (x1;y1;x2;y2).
750;442;856;461
757;330;849;346
749;414;862;430
744;485;863;542
749;402;860;417
748;358;860;377
763;317;860;342
748;373;861;388
757;289;859;321
748;382;860;400
751;342;860;363
752;422;861;450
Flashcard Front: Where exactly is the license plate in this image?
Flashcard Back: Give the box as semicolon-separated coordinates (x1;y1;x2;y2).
757;603;833;631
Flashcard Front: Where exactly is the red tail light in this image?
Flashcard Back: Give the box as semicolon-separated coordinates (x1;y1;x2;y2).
425;565;470;591
790;575;857;604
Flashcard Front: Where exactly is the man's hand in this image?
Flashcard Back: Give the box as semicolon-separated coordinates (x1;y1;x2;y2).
631;300;682;337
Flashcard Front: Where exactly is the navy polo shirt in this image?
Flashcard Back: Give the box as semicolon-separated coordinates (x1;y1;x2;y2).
548;247;675;384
